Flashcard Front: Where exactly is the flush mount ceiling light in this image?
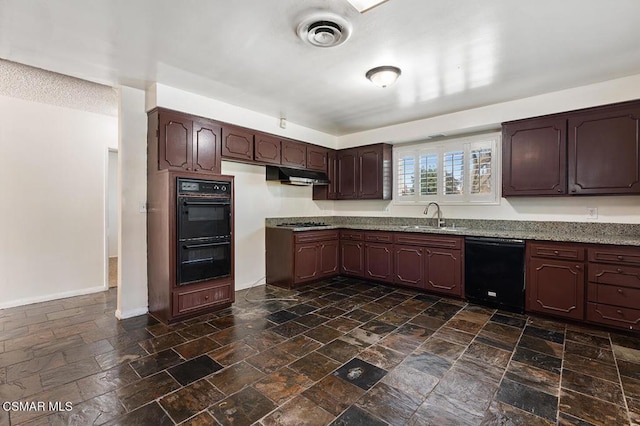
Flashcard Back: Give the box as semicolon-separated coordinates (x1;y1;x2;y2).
297;12;352;48
346;0;390;13
366;66;402;88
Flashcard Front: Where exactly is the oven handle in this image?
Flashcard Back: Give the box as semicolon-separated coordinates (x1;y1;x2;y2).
182;200;230;206
182;241;230;249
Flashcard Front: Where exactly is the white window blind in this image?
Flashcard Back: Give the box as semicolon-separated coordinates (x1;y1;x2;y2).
393;132;500;205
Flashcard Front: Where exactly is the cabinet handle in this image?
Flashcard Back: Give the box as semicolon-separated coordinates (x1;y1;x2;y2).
571;188;577;193
618;289;624;294
205;295;209;300
557;188;562;192
617;309;624;316
618;255;624;261
617;268;623;273
553;250;559;255
194;168;199;171
575;265;581;270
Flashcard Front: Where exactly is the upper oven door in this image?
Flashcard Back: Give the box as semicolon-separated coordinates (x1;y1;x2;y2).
178;197;231;241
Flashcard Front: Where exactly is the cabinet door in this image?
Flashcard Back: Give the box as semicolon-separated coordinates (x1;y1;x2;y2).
358;146;383;198
307;146;328;172
319;240;339;277
337;148;358;199
568;104;640;195
312;149;337;200
281;140;307;168
425;248;462;297
158;112;192;171
502;118;567;196
340;240;364;277
221;124;254;161
364;243;394;283
192;119;222;174
255;134;281;165
527;258;585;320
294;243;319;284
394;245;424;288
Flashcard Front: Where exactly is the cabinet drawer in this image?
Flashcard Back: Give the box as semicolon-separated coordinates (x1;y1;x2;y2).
340;230;363;241
529;242;584;261
587;302;640;330
587;283;640;308
588;264;640;288
588;246;640;266
294;230;339;243
395;233;462;249
364;232;393;243
174;283;233;315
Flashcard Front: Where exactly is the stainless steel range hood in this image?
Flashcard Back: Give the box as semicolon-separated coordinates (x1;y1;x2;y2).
265;166;330;186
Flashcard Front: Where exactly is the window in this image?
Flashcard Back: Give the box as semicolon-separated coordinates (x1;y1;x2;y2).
393;132;500;205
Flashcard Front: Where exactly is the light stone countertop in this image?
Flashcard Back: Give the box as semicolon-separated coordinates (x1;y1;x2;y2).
266;217;640;246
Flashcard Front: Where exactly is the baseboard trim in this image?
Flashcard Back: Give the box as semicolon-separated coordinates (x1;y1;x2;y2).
0;285;107;309
115;306;149;319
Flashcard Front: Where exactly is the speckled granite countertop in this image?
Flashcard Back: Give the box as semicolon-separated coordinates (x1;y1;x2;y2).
266;216;640;246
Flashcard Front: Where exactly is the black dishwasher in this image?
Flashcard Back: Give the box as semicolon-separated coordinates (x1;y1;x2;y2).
465;237;526;313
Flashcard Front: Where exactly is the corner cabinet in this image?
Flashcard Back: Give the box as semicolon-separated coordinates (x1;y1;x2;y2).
526;241;585;321
503;100;640;197
335;143;392;200
149;108;222;175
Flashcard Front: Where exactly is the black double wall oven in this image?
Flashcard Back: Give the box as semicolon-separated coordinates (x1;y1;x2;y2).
176;178;232;285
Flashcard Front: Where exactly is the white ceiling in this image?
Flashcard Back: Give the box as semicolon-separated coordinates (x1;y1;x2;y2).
1;0;640;135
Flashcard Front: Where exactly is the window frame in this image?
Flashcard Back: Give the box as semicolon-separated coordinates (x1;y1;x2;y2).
393;132;501;206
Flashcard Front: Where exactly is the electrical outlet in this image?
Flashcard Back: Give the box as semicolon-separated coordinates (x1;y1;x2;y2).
139;202;147;213
586;207;598;220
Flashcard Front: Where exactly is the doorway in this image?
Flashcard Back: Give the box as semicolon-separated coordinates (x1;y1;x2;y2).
107;149;119;288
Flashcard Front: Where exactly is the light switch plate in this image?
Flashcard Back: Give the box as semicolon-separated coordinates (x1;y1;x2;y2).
139;202;147;213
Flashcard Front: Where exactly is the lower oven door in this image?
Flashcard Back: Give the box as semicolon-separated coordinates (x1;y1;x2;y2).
178;240;231;285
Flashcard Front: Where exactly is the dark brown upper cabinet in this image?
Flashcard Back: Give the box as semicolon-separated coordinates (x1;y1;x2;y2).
152;108;221;174
313;149;338;200
307;145;328;172
503;100;640;197
221;124;254;161
281;140;307;168
254;134;281;165
502;117;567;196
568;103;640;195
336;144;392;200
337;148;358;199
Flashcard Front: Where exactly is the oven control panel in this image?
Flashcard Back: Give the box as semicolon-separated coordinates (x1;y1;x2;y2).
178;178;231;196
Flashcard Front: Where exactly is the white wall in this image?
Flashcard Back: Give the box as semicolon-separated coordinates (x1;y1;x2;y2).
335;73;640;224
0;95;117;308
116;86;149;318
221;161;333;289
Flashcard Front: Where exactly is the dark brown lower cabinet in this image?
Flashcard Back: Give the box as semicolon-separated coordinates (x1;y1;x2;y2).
394;245;424;289
340;240;364;277
266;228;339;288
364;242;394;283
424;247;463;297
526;258;585;321
586;245;640;330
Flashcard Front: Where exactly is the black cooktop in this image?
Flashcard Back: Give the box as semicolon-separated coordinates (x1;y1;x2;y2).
276;222;329;228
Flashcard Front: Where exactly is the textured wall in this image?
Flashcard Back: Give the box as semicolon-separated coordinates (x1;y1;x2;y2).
0;59;117;116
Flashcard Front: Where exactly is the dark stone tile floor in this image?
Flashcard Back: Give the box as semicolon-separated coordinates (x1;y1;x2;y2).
1;277;640;425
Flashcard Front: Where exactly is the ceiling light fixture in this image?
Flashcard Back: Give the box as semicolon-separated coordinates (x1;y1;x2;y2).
366;66;401;88
346;0;390;13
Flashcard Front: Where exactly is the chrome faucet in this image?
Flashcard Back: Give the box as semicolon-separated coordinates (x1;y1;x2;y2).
424;202;445;227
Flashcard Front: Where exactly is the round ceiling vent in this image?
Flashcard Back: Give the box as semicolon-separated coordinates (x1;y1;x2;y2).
297;12;352;48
